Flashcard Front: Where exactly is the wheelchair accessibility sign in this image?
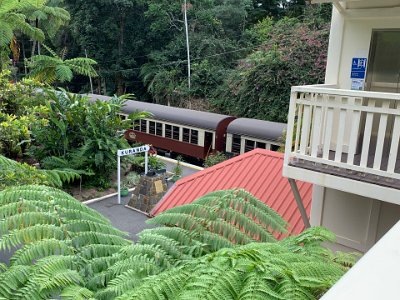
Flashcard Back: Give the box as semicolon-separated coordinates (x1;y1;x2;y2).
351;58;367;79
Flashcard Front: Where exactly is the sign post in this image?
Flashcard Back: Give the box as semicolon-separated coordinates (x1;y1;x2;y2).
117;145;150;204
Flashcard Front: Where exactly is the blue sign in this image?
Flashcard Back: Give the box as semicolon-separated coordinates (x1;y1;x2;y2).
351;58;367;79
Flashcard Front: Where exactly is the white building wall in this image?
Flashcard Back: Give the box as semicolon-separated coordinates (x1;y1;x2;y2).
311;186;400;253
309;8;400;252
325;8;400;89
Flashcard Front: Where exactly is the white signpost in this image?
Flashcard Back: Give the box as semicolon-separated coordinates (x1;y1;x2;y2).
117;145;150;204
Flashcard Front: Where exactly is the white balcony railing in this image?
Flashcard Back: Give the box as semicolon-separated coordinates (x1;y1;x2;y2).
284;84;400;181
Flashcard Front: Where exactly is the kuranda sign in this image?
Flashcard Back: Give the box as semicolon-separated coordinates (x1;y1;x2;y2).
118;145;150;157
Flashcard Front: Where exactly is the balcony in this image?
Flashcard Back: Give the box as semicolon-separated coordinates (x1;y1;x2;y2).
283;84;400;202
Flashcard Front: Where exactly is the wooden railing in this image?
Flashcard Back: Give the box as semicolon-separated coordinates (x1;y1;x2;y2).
284;85;400;180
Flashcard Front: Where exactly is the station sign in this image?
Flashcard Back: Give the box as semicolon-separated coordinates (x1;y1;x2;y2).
118;145;150;157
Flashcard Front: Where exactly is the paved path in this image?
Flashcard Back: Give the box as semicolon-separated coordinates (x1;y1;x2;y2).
87;193;154;241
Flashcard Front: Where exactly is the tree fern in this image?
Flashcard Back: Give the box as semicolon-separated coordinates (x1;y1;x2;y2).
0;186;355;299
115;227;351;300
28;44;97;84
0;185;132;298
145;189;287;257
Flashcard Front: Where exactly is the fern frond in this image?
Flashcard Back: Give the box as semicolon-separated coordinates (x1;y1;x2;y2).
79;244;123;260
138;232;183;259
0;265;32;299
95;269;144;300
64;220;128;237
0;224;65;251
0;211;60;234
118;243;174;268
60;285;94;300
10;239;74;266
71;232;131;248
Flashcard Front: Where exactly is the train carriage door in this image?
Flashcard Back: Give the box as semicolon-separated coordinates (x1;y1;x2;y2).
362;30;400;157
204;131;213;157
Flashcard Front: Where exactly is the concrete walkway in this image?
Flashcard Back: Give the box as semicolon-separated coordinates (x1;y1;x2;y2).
87;193;153;241
158;156;203;178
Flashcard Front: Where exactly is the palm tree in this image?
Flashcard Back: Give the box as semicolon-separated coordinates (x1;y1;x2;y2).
28;45;98;84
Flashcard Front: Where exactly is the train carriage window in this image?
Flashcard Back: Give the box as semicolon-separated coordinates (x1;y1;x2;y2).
165;124;172;138
173;126;180;140
183;128;190;142
232;135;241;154
190;130;198;145
270;144;280;151
118;113;128;120
133;119;140;130
245;139;255;152
256;142;266;149
156;123;163;136
140;120;147;133
149;121;155;135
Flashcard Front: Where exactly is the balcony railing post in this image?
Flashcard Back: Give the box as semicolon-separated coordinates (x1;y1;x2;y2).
284;90;298;166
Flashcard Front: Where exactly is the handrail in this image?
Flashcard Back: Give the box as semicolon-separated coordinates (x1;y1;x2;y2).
292;85;400;101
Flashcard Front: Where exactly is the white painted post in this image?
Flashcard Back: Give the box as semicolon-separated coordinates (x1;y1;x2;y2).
117;155;121;205
117;145;150;205
145;151;149;175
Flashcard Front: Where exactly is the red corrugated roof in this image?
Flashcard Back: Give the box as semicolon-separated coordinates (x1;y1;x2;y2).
151;149;312;236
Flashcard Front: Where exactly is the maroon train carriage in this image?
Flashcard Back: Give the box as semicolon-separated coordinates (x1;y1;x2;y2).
88;94;235;160
225;118;286;155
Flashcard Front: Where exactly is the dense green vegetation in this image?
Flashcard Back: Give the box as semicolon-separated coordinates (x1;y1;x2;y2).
0;3;355;298
0;71;149;188
2;0;331;122
0;185;355;299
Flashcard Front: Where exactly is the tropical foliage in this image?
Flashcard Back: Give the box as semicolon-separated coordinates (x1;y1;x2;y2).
28;44;97;83
0;0;45;68
29;91;150;187
212;15;330;122
2;0;331;124
0;185;354;299
0;155;80;189
0;70;150;188
0;70;47;158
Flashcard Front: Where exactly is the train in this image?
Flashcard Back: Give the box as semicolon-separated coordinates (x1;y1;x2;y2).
88;94;286;160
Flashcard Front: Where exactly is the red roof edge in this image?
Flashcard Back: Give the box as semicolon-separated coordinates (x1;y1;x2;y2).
150;182;178;216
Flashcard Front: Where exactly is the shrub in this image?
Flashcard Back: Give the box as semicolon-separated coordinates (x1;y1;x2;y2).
212;17;329;122
204;151;228;168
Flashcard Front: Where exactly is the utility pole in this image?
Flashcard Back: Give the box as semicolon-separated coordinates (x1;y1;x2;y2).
85;49;94;94
183;0;191;92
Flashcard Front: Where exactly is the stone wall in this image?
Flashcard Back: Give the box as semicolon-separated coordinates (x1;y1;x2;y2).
127;174;167;213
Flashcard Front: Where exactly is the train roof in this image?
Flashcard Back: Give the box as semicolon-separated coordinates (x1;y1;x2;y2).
227;118;286;142
88;94;233;130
